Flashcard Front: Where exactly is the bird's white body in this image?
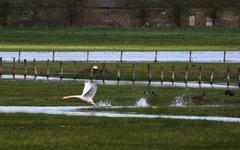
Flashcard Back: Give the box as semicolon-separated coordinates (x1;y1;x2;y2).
61;81;97;107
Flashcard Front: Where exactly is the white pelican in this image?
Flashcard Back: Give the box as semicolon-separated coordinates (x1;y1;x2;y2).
60;81;97;107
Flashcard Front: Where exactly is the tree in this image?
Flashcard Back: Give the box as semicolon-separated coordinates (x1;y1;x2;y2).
0;0;9;26
164;0;190;27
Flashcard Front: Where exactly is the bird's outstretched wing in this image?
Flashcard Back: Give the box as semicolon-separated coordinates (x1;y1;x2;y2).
81;81;97;99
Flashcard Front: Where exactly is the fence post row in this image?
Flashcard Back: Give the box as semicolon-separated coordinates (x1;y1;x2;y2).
0;57;2;78
12;57;16;80
24;59;27;80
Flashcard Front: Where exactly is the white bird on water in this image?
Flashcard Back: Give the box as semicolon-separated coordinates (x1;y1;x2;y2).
60;81;97;107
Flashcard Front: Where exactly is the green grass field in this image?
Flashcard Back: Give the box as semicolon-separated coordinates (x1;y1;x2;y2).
1;113;240;150
0;27;239;51
0;80;240;149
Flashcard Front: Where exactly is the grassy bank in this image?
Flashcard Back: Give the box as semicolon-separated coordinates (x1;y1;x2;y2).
0;27;239;51
2;61;240;83
1;113;240;150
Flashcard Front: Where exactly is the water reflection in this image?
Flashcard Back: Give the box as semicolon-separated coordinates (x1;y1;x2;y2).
0;51;239;62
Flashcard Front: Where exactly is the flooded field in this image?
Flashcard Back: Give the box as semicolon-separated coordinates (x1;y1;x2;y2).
0;51;239;62
0;106;240;123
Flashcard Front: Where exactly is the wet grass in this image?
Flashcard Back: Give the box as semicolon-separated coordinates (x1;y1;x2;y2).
2;61;240;83
0;80;240;149
0;27;239;51
0;79;239;109
1;113;240;149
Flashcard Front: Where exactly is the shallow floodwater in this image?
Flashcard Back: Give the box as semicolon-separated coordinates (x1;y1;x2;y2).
1;74;238;89
0;106;240;123
0;51;239;62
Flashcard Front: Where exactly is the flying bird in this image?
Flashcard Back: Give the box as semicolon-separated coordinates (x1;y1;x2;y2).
60;81;97;107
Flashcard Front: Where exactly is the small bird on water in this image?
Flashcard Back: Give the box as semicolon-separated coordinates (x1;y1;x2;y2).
60;81;97;107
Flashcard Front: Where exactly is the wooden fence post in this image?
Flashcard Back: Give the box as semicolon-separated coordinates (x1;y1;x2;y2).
238;67;240;88
24;59;27;80
18;51;21;62
0;57;2;78
120;51;123;62
210;68;214;86
33;59;37;80
102;63;106;84
46;59;50;80
160;66;164;85
198;66;202;85
154;51;158;62
74;61;77;82
132;64;135;85
189;50;192;62
171;66;175;85
87;51;89;62
52;51;55;62
12;57;16;80
60;61;63;82
223;51;226;62
90;65;93;80
185;65;189;85
148;64;152;86
226;66;230;87
117;64;120;85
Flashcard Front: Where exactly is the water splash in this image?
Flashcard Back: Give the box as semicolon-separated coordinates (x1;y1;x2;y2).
97;100;112;107
171;94;191;107
136;97;149;107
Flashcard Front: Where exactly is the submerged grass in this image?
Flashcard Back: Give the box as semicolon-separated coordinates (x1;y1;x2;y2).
0;27;239;51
